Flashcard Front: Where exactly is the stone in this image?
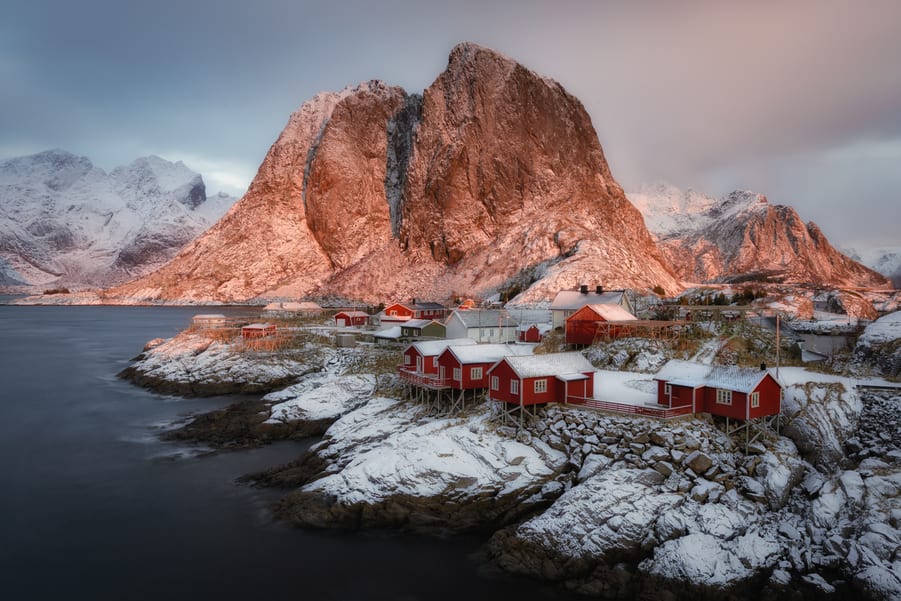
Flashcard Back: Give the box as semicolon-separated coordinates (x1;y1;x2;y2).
684;450;713;474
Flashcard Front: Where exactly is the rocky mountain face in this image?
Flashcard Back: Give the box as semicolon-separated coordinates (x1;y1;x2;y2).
630;185;890;288
843;246;901;288
110;43;680;304
0;150;235;289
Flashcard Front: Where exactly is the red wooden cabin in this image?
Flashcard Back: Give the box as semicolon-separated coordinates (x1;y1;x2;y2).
518;323;551;343
436;344;533;390
381;300;448;323
487;352;595;407
653;360;781;420
334;311;370;327
400;338;475;377
565;303;637;346
242;323;276;339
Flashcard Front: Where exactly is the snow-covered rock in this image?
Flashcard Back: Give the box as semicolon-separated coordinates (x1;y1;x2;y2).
853;311;901;378
119;330;314;395
275;404;569;532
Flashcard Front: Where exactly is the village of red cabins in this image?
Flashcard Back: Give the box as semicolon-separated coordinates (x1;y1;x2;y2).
194;288;783;433
385;288;783;433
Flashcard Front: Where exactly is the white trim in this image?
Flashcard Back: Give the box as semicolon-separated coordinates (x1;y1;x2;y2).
534;379;548;393
716;389;732;405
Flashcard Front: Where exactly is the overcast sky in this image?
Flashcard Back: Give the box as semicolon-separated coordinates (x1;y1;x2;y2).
3;0;900;248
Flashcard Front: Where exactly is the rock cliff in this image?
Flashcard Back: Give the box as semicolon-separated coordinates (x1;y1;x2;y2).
110;43;680;303
631;186;889;288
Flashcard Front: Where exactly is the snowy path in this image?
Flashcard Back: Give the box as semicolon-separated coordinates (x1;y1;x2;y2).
691;338;726;364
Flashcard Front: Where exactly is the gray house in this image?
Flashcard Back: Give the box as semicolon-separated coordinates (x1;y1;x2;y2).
444;309;519;343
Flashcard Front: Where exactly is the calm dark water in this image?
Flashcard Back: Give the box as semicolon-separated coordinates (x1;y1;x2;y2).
0;305;575;601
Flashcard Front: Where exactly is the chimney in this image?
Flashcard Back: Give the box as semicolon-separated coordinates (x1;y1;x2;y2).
411;298;416;305
580;284;588;294
760;362;767;371
596;285;604;294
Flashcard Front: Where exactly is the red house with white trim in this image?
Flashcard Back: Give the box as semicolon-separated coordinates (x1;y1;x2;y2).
334;311;371;328
565;303;637;346
653;360;781;420
436;343;533;390
400;338;476;376
487;352;595;407
380;300;448;324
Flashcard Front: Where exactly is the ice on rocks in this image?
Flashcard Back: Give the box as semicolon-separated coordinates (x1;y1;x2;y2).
264;374;375;424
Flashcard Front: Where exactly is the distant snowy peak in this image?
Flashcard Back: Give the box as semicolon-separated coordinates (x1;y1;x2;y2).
628;185;765;239
629;183;889;288
843;246;901;277
0;149;237;289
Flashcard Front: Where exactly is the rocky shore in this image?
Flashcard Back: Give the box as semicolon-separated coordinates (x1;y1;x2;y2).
121;324;900;600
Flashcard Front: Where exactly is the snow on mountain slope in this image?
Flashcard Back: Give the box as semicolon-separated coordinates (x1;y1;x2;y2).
0;149;237;289
628;185;889;288
843;246;901;287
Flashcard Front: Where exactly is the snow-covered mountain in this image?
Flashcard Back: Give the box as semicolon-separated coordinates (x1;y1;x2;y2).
0;149;237;289
628;185;890;288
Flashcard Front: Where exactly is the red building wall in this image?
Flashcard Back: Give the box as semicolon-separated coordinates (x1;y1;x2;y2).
383;304;415;321
402;347;440;374
748;374;781;419
519;326;542;343
436;354;496;390
565;306;603;346
487;360;521;404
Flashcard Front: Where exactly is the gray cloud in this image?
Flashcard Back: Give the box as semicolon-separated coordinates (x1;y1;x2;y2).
2;0;899;246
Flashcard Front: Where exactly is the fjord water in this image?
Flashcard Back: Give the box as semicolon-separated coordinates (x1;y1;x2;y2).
0;305;574;601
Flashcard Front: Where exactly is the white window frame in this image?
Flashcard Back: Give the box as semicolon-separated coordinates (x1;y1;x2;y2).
404;354;411;365
534;379;548;394
664;383;672;396
716;389;732;405
470;366;483;380
453;367;461;381
750;391;760;408
490;376;499;391
510;380;519;394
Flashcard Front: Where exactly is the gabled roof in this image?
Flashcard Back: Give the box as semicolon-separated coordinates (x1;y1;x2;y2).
336;310;370;318
373;326;403;339
570;303;636;322
403;319;441;329
449;309;519;328
386;301;446;311
407;338;476;356
243;322;274;329
655;359;777;393
444;343;534;365
495;352;594;379
550;290;626;311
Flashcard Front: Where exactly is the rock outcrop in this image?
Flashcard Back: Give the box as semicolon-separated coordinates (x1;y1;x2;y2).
632;186;890;288
109;43;680;304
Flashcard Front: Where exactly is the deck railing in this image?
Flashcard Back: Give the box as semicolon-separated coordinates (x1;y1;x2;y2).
397;367;450;389
566;395;694;419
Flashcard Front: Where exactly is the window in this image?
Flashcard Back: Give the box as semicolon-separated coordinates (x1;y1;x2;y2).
389;309;397;316
453;368;461;381
491;376;499;391
404;354;411;365
489;329;495;338
716;389;732;405
750;392;760;408
534;379;548;394
471;367;483;380
664;383;672;396
510;380;519;394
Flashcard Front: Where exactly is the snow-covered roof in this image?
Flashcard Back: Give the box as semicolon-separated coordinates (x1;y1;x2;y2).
572;303;637;322
264;301;321;311
445;343;533;365
498;352;595;379
408;338;476;356
550;290;626;311
373;326;403;339
450;309;519;328
655;359;775;393
387;301;446;311
243;322;274;329
336;310;370;318
403;319;439;329
193;313;226;319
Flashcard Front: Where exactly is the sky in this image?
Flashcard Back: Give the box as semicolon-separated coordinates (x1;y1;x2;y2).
2;0;900;249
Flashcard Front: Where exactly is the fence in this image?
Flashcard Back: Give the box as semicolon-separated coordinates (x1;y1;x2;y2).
565;395;694;419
